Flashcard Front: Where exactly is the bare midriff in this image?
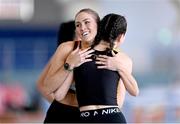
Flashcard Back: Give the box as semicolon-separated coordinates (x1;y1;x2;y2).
80;105;119;111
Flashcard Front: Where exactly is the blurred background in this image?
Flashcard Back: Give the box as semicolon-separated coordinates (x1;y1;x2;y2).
0;0;180;123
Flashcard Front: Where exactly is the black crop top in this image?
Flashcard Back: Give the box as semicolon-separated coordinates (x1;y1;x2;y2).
74;48;120;107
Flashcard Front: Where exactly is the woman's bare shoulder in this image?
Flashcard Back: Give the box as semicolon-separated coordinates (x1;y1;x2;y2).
52;41;75;58
55;41;77;53
117;52;133;65
57;41;75;49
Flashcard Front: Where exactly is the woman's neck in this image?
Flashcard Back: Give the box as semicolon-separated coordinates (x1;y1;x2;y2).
81;40;93;49
94;41;110;51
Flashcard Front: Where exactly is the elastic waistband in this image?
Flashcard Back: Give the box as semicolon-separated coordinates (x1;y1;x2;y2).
80;107;121;118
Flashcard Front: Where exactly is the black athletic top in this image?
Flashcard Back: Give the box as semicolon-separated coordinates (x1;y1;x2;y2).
74;48;120;107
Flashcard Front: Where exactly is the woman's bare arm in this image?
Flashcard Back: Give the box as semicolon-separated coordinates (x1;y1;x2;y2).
53;72;74;101
96;52;139;96
37;57;55;103
116;52;139;96
38;41;75;97
37;58;77;104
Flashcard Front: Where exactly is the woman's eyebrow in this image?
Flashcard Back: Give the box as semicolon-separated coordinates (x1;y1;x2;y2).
76;18;91;24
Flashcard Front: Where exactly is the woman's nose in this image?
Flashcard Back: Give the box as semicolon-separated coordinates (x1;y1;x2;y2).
80;23;86;31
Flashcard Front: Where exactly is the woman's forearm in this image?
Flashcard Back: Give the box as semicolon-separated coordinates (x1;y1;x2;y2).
37;59;55;103
53;72;74;101
37;58;74;102
118;68;139;96
37;81;55;103
44;64;73;95
43;42;75;95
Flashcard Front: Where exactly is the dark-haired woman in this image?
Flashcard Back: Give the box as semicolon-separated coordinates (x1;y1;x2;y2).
73;13;139;123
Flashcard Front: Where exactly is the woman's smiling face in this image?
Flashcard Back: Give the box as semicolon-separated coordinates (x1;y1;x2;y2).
75;12;98;44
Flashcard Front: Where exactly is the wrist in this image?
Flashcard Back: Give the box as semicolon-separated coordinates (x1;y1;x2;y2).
64;62;74;71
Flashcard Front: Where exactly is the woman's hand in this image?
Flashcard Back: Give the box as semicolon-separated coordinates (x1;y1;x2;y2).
95;51;132;73
65;46;94;69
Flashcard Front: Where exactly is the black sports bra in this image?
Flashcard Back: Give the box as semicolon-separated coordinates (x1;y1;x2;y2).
74;48;120;107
